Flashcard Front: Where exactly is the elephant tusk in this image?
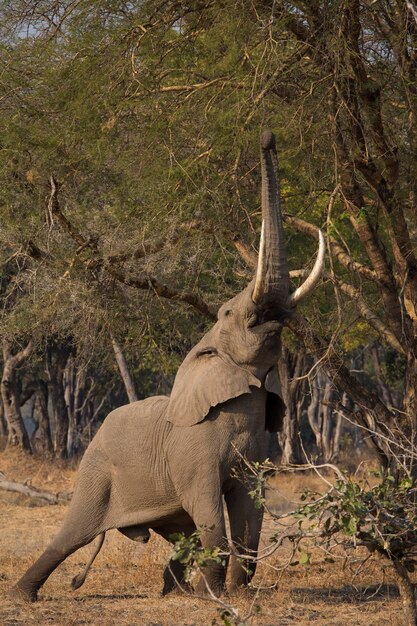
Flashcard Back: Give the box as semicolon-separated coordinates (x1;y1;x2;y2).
252;221;266;304
286;229;326;307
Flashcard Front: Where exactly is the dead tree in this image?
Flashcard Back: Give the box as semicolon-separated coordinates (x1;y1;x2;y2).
46;341;71;459
31;381;53;455
307;370;342;462
111;334;138;403
1;338;34;451
0;399;7;440
278;346;306;464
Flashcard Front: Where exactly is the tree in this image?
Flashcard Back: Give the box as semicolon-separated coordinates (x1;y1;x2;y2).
0;0;416;470
1;338;33;450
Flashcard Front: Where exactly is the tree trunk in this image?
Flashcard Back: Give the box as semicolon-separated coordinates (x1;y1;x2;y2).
369;344;395;409
306;370;342;462
330;410;343;462
287;313;394;466
46;343;71;459
401;352;417;475
321;375;339;462
0;400;7;439
64;356;75;457
65;360;89;457
111;335;138;403
392;559;417;626
307;374;323;454
278;346;306;464
31;381;53;455
1;339;33;452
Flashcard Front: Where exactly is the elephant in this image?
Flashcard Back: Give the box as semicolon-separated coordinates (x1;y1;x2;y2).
12;130;325;602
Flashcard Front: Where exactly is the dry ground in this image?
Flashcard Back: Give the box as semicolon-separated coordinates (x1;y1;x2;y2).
0;448;407;625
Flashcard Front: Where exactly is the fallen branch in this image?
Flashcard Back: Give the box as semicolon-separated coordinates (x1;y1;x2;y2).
0;471;71;505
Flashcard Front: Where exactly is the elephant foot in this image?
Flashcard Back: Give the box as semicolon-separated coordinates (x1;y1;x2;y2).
228;577;252;595
195;577;226;598
228;582;254;597
161;580;193;596
227;582;241;595
228;562;256;594
9;584;38;603
161;559;194;596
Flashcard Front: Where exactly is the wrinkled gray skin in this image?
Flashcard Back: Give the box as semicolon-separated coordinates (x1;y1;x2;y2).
13;131;320;602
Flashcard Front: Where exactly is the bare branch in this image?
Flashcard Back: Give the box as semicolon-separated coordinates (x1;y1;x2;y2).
284;214;381;284
332;277;405;354
46;178;216;320
0;471;70;505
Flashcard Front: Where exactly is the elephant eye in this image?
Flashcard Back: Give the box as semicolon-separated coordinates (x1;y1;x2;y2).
197;346;217;357
224;309;232;317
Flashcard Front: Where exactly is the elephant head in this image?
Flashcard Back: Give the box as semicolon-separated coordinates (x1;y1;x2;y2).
167;130;325;429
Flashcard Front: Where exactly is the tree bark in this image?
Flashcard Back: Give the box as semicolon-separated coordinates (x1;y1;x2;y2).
321;375;338;462
31;381;53;455
402;353;417;473
0;400;7;439
278;346;306;464
111;334;138;403
65;360;90;457
1;338;34;452
46;342;71;459
307;370;342;462
392;559;417;626
64;356;75;457
369;344;395;409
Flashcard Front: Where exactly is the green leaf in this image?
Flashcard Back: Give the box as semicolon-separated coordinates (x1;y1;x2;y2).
348;518;357;534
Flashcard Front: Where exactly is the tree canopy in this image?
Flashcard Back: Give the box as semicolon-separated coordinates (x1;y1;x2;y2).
0;0;416;463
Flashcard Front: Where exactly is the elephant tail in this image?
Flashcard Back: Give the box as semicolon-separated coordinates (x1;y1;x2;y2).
71;532;106;590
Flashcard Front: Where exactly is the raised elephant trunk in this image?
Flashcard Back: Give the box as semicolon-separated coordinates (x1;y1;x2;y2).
252;130;325;307
253;130;289;306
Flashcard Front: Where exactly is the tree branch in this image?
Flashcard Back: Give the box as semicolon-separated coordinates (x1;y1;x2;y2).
285;312;393;464
106;265;216;320
284;214;381;284
333;278;405;354
0;471;71;505
47;178;216;320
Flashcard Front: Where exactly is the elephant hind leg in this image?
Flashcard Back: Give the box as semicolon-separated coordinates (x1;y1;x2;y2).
12;546;69;602
161;559;193;596
13;528;107;603
13;460;112;602
71;532;106;590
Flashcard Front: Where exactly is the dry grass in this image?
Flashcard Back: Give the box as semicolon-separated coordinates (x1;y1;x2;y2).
0;448;407;625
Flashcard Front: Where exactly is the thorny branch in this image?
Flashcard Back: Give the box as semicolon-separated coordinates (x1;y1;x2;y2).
45;178;216;320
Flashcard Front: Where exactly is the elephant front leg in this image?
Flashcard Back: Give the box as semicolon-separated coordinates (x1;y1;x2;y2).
224;482;264;591
184;497;228;596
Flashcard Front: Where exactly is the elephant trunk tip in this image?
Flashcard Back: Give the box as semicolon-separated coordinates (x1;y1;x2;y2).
261;130;276;151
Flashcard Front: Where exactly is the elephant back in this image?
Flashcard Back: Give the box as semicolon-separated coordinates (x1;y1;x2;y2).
95;395;170;459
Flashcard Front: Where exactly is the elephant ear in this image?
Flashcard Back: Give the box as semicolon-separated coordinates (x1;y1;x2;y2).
264;366;286;432
167;347;261;427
